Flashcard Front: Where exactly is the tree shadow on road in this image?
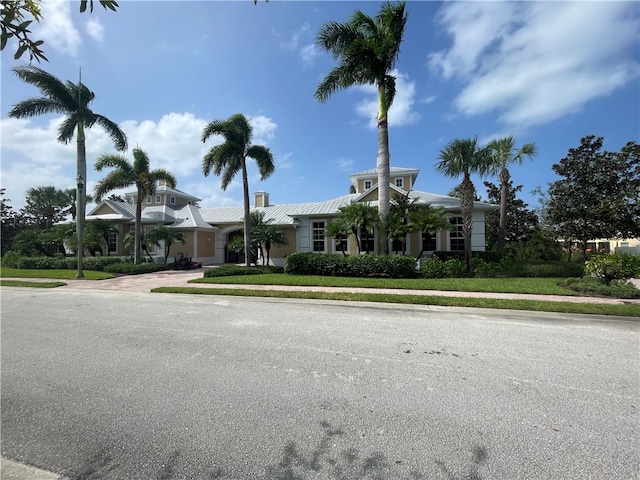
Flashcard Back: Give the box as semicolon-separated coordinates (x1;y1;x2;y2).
266;420;489;480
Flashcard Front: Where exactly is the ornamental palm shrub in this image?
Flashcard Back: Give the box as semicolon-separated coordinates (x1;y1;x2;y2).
585;253;640;285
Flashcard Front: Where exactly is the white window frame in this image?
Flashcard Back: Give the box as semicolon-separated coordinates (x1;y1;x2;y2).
170;196;176;205
108;232;118;254
312;220;326;253
449;216;465;251
155;194;161;203
146;195;152;204
395;177;404;188
364;180;372;190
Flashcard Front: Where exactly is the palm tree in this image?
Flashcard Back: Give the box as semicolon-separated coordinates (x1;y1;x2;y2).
94;147;176;264
62;188;93;221
24;186;68;231
315;1;408;255
84;218;117;256
325;218;351;256
146;225;186;264
337;201;379;254
249;211;288;266
201;113;275;267
409;205;451;261
388;191;419;255
8;65;127;278
123;230;153;261
486;136;537;256
436;137;489;270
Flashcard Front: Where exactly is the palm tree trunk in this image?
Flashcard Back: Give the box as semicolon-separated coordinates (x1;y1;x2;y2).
377;88;390;255
135;188;142;264
461;174;474;272
241;157;251;267
498;167;510;256
76;126;86;279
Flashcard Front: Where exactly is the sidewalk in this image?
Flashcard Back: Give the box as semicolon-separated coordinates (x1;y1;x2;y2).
5;269;640;306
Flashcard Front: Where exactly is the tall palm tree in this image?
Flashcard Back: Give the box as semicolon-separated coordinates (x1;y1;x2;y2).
486;136;537;256
436;137;489;270
325;218;351;256
409;205;451;261
8;65;127;278
62;188;93;221
315;1;408;255
201;113;275;267
94;147;176;264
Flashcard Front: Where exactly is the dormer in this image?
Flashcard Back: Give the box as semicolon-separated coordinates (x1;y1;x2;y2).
349;167;420;194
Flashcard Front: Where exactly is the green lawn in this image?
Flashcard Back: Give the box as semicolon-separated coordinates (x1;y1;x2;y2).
152;286;640;317
0;280;67;288
0;267;114;280
191;274;579;296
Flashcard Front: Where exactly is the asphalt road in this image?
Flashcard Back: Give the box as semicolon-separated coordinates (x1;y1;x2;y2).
1;288;638;479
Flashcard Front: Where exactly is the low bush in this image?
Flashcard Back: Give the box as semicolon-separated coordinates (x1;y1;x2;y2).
562;277;640;299
520;261;584;278
204;265;284;277
2;254;135;271
284;252;418;278
103;262;171;275
585;253;640;285
420;256;446;278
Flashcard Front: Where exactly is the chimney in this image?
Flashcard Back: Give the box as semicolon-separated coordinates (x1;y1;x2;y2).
254;191;269;208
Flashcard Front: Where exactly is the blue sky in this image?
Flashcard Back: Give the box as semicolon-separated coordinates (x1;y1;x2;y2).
1;0;639;211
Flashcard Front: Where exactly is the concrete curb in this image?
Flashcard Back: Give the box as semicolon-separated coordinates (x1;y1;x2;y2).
0;458;65;480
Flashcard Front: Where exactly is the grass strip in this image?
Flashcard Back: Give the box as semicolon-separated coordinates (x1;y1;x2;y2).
152;287;640;317
192;274;578;296
1;280;67;288
0;267;114;280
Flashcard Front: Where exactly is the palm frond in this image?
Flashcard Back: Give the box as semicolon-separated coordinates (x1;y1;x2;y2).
94;154;133;174
12;66;76;108
132;148;151;175
93;114;127;151
93;169;135;201
58;114;78;144
150;169;177;189
8;97;70;119
247;145;275;180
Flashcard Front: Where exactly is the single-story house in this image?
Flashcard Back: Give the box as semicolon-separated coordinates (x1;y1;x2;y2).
86;167;496;265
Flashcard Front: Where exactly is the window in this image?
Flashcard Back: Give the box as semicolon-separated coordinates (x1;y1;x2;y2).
449;217;465;251
108;232;117;253
146;195;152;204
364;180;372;190
170;196;176;205
395;178;404;188
155;194;161;203
421;232;437;251
360;226;375;253
312;221;325;252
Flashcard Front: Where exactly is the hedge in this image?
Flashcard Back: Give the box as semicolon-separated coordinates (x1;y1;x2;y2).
103;263;172;275
284;252;419;278
1;254;137;271
204;265;284;277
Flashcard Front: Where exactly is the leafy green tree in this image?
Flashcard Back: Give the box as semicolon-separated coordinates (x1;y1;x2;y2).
248;210;288;266
42;223;74;256
11;227;48;256
8;65;127;278
94;147;175;265
484;181;538;251
436;137;489;269
546;136;640;260
201;113;275;267
486;136;537;255
1;188;24;256
315;1;408;255
325;217;351;256
1;0;119;62
146;225;186;264
337;201;379;254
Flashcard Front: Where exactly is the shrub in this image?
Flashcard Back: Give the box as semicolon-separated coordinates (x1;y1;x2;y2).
284;252;418;278
521;261;584;278
443;258;467;277
0;251;22;268
420;256;446;278
204;265;283;277
585;253;640;285
103;262;171;275
563;277;640;298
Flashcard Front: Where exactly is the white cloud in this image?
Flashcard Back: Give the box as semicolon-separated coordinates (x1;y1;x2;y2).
85;18;104;43
1;113;281;209
429;2;640;129
280;22;311;52
354;70;420;129
33;0;81;56
300;44;320;67
249;115;278;146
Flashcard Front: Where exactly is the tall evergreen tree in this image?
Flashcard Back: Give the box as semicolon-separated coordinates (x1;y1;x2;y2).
484;181;538;250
